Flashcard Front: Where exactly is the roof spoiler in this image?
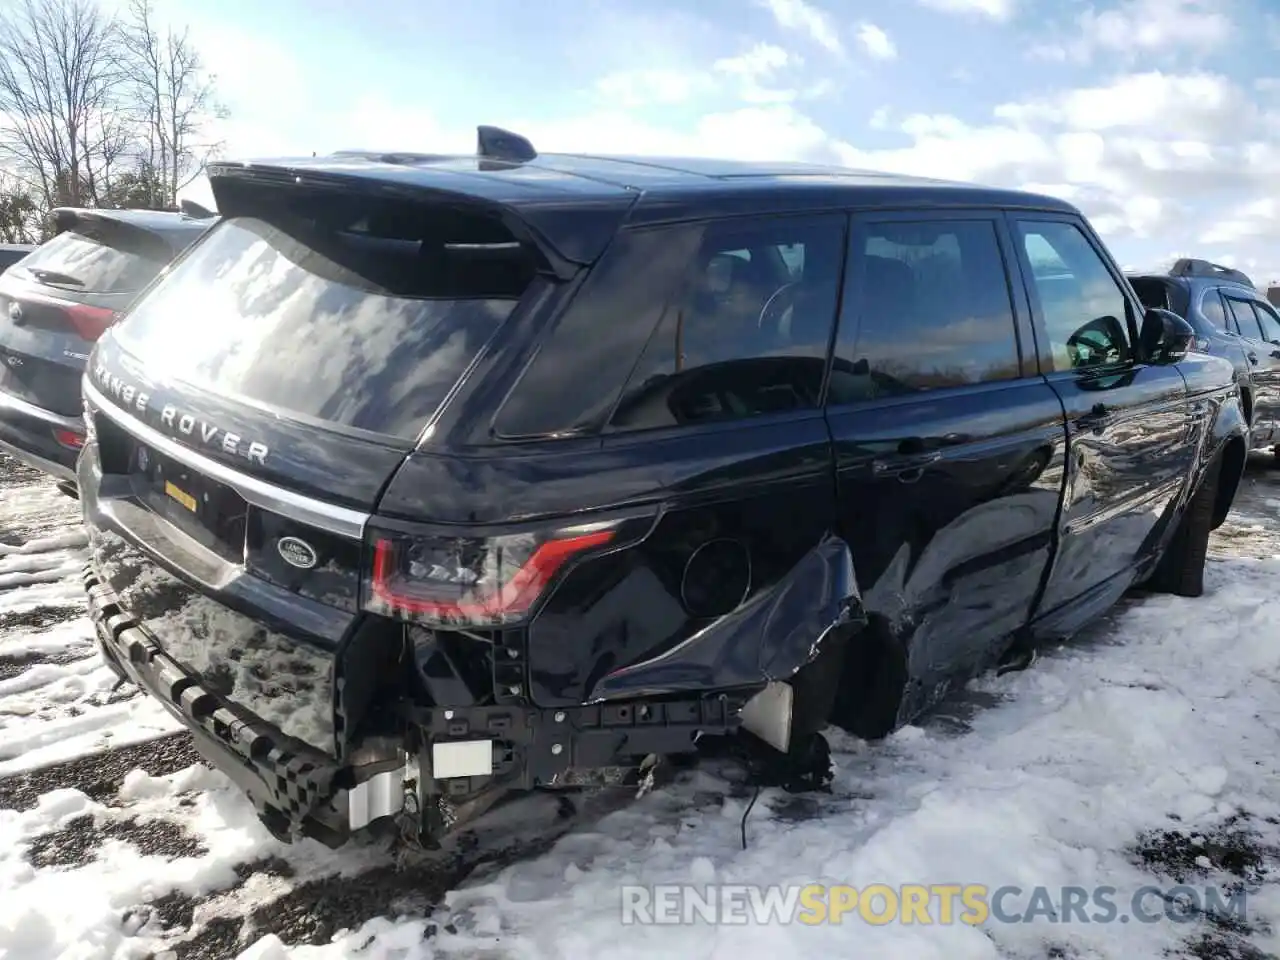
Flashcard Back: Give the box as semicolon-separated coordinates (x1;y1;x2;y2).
180;199;216;219
1170;258;1255;289
328;126;537;168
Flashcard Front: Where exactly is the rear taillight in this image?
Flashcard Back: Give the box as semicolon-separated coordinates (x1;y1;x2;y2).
62;303;117;341
362;519;634;627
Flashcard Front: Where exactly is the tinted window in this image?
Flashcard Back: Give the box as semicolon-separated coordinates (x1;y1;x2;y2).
1129;277;1170;311
1224;297;1261;340
493;225;703;438
829;219;1018;401
1199;290;1230;332
608;214;844;431
0;249;31;273
112;214;533;440
1015;220;1132;372
1252;301;1280;342
15;228;169;294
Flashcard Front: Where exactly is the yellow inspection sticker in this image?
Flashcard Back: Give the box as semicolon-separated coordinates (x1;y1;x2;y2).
164;480;197;513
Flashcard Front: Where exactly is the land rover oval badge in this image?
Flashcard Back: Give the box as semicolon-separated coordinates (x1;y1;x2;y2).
277;536;318;570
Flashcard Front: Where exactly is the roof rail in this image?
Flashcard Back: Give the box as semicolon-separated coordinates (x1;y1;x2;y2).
1170;257;1255;289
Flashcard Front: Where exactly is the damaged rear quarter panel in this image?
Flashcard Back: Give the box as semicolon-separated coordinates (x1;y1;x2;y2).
521;414;844;708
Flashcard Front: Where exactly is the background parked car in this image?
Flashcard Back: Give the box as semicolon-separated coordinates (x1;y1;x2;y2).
1129;258;1280;460
0;243;36;274
0;204;215;492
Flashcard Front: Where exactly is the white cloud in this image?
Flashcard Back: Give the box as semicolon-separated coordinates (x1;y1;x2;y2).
914;0;1016;21
757;0;843;54
1201;198;1280;246
994;72;1249;139
713;43;801;103
1032;0;1231;63
856;23;897;61
592;44;815;109
595;69;717;109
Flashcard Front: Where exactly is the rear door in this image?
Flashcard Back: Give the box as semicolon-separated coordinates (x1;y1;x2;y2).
1009;215;1191;627
825;210;1066;698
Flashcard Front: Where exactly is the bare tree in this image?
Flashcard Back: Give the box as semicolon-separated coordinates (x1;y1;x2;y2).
0;0;122;209
120;0;225;208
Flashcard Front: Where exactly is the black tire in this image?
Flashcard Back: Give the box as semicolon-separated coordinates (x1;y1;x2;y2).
828;621;908;741
1148;455;1221;598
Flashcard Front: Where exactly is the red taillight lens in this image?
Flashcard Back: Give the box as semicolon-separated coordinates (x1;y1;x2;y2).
54;428;84;449
363;522;621;626
63;303;117;341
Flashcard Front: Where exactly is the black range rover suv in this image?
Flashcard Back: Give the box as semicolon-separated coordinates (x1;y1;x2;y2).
80;128;1246;849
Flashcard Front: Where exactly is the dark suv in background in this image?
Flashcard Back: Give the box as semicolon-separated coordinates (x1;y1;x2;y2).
80;128;1243;852
0;204;214;489
1129;259;1280;458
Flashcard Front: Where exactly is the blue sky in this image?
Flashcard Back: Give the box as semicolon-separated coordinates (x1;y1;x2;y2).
136;0;1280;284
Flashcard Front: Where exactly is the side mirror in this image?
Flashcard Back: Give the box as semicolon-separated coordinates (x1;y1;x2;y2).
1139;307;1195;365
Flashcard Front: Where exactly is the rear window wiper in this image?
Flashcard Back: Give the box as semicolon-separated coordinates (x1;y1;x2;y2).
25;268;85;287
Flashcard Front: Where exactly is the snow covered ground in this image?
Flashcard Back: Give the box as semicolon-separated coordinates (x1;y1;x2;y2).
2;450;1280;960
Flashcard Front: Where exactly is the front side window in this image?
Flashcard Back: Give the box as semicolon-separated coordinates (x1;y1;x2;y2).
1015;220;1133;372
829;218;1020;402
1224;297;1262;341
608;214;844;431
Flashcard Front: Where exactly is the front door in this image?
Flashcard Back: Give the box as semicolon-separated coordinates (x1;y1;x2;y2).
825;210;1067;700
1009;214;1191;628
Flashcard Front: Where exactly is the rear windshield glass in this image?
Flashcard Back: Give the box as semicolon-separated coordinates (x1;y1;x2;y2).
110;213;536;440
15;228;169;293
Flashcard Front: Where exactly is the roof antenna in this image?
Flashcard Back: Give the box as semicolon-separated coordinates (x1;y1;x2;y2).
477;125;537;167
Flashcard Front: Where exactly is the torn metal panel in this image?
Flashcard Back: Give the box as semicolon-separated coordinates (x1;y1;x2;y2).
590;532;865;702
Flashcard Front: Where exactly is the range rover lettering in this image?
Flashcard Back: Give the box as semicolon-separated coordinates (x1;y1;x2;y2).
79;127;1247;850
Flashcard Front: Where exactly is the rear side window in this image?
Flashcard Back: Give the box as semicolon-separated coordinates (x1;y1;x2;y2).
492;225;704;439
608;214;845;431
112;212;538;441
830;218;1019;401
15;228;169;294
1199;290;1230;332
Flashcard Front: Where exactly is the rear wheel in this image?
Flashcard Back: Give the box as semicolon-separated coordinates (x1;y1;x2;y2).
1148;455;1221;598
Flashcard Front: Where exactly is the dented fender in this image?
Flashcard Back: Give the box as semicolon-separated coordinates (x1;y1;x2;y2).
589;532;866;702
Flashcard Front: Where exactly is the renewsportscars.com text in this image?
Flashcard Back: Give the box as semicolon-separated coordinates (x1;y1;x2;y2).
620;883;1248;926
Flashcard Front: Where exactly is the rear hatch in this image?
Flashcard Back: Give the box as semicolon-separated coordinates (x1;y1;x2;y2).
80;167;626;755
0;214;192;418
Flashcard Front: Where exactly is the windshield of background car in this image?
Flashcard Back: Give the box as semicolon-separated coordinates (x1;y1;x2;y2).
108;213;536;440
